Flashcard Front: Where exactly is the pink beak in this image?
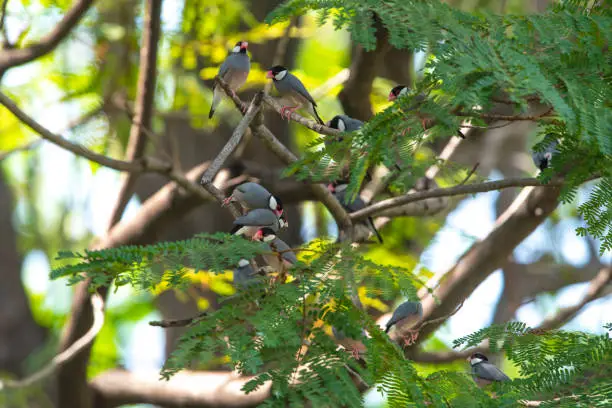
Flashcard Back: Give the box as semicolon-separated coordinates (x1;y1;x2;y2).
388;93;396;102
253;229;263;241
266;71;274;79
241;41;248;50
327;184;335;193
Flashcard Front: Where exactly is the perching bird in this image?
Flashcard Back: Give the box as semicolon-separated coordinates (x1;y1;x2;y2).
230;209;288;238
223;182;284;216
233;259;258;288
253;227;297;271
468;353;511;387
325;114;364;146
532;137;559;172
388;85;464;138
384;300;423;346
209;41;250;119
332;326;367;360
328;181;384;244
266;65;324;125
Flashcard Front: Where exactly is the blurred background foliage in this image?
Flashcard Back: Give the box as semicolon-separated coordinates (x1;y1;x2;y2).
0;0;610;406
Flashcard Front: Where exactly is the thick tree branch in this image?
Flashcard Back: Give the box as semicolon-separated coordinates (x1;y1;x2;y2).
90;369;269;408
108;0;162;227
262;94;339;136
0;294;104;390
0;0;95;74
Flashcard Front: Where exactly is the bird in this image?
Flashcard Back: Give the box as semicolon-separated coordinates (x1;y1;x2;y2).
230;209;288;238
209;40;250;119
266;65;324;125
253;227;297;271
388;85;464;138
325;114;364;146
384;300;423;346
468;352;511;387
332;326;367;360
327;181;384;243
233;258;258;289
532;137;559;172
223;182;284;217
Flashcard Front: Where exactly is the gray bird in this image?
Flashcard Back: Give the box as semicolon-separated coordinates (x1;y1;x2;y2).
468;353;511;387
223;182;284;217
325;115;364;146
233;258;258;288
332;326;367;360
328;182;383;244
385;300;423;346
209;41;250;119
253;227;297;270
230;209;288;238
266;65;324;124
532;137;559;172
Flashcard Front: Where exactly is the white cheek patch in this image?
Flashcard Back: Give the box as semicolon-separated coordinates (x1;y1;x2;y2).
275;70;287;80
233;46;241;53
234;226;249;236
544;152;553;161
269;196;278;211
337;119;346;132
238;259;249;267
263;235;276;242
280;218;288;228
470;358;483;366
399;87;408;96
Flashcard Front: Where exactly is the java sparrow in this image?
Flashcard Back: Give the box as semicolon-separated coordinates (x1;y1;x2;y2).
328;181;383;244
532;137;559;172
468;352;511;387
325;114;364;146
266;65;324;125
332;326;367;360
233;258;258;288
223;182;284;217
230;208;288;238
384;300;423;346
253;227;297;271
209;41;250;119
388;85;464;138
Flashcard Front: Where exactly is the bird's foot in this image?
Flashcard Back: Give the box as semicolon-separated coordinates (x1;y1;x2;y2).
230;90;237;99
349;347;362;360
280;106;298;121
402;330;420;347
420;118;428;131
221;197;232;207
240;103;248;113
401;127;412;137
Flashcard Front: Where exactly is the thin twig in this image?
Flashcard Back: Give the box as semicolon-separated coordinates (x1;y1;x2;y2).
416;301;465;331
455;107;554;121
149;312;207;328
201;92;264;185
263;95;339;136
460;162;480;185
0;294;104;390
0;0;10;42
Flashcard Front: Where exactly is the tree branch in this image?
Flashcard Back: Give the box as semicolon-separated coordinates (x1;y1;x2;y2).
149;312;207;328
200;92;263;185
262;94;339;136
350;177;567;221
90;369;270;408
455;107;554;122
0;0;95;74
0;92;171;174
107;0;162;228
537;267;611;331
0;294;104;390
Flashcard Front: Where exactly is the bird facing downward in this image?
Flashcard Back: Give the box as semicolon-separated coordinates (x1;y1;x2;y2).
266;65;324;125
325;114;364;146
468;352;511;388
532;137;559;172
385;300;423;346
388;85;410;102
253;227;297;271
223;182;284;217
230;209;288;238
209;41;250;119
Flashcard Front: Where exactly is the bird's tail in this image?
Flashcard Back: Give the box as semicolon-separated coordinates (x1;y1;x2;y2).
310;104;325;125
367;216;384;244
209;86;221;119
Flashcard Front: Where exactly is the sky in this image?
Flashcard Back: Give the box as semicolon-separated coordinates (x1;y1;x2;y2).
3;2;611;407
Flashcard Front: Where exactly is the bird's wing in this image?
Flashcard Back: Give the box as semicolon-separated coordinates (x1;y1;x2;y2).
218;58;232;80
233;209;277;227
287;73;317;106
346;117;364;131
473;362;511;382
273;237;297;264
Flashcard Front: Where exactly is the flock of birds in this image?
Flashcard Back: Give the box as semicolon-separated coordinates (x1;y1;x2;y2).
209;40;560;388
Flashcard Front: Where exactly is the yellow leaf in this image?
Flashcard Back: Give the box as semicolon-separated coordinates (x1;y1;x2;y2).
196;297;210;311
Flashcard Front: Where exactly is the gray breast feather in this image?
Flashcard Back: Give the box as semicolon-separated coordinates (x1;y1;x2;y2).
472;362;510;382
219;53;250;78
233;209;279;230
275;73;317;106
